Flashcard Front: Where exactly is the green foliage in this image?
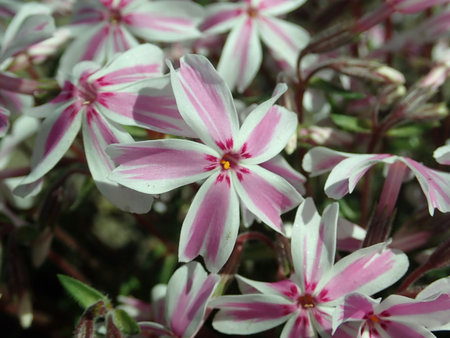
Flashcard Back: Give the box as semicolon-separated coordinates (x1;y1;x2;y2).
58;275;110;309
111;309;140;335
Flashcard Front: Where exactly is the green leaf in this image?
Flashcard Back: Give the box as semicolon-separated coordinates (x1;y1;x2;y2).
331;114;371;133
112;309;140;335
386;125;426;137
58;275;108;309
310;78;365;99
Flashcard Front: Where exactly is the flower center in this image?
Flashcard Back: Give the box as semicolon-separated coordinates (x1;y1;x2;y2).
298;294;315;309
220;159;231;170
247;7;258;18
369;314;380;323
109;8;122;24
78;81;98;106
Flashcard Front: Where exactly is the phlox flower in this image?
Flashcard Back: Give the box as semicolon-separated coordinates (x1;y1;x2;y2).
201;0;310;92
107;54;303;272
211;198;409;337
332;277;450;337
15;44;193;213
59;0;204;74
302;147;450;215
138;262;220;338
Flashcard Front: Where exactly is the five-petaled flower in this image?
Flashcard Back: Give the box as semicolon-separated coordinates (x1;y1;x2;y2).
211;198;409;337
107;54;303;272
15;44;193;213
201;0;310;92
332;277;450;337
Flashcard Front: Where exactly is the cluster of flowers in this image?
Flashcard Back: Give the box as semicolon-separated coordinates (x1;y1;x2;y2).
0;0;449;337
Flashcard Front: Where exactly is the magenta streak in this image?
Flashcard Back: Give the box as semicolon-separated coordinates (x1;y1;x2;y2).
288;313;311;338
96;64;160;86
314;155;347;172
226;301;296;321
268;280;300;300
183;178;232;262
81;25;110;61
238;169;293;230
179;65;233;146
0;110;8;131
125;13;192;32
320;250;396;302
259;16;296;50
382;321;428;337
118;0;134;9
86;108;118;171
309;223;326;286
51;82;76;103
97;92;183;132
236;18;252;87
44;104;79;156
201;8;243;31
112;25;130;52
258;0;288;11
171;276;217;336
241;105;281;159
115;147;215;180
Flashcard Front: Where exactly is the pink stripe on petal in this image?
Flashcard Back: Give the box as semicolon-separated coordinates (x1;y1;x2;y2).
95;64;160;86
44;103;80;156
125;13;192;32
235;18;252;88
183;175;235;264
319;249;398;302
201;8;244;31
225;301;296;322
259;16;296;50
385;294;450;317
112;25;130;52
81;25;110;61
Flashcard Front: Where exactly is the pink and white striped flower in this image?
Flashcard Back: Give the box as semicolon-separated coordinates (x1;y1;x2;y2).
211;198;409;337
107;54;303;272
59;0;204;74
201;0;310;92
138;262;220;338
14;44;191;213
332;278;450;337
0;105;8;137
302;147;450;215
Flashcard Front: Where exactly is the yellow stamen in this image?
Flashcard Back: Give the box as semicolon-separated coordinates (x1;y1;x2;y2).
83;100;91;105
369;315;380;323
220;159;231;170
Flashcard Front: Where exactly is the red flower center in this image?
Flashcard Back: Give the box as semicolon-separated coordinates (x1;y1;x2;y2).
247;7;258;18
298;294;315;309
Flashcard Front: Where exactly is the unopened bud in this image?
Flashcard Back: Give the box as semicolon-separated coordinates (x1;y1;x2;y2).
408;102;448;121
329;59;405;84
378;84;407;106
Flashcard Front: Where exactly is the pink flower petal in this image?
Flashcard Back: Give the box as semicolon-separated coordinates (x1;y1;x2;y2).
280;310;316;338
212;294;297;335
108;139;219;195
302;147;350;177
433;142;450;165
232;164;303;234
258;0;307;16
237;84;298;164
179;173;240;273
0;106;9;137
82;107;153;213
291;198;339;293
166;262;219;337
260;155;306;195
217;16;262;92
169;54;239;151
201;2;245;34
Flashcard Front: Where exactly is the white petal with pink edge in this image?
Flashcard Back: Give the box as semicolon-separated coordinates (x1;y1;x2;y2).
401;157;450;215
90;43;164;89
211;294;297;334
259;155;306;195
178;172;240;273
0;106;9;137
317;243;408;303
169;55;239;151
258;0;307;16
107;139;219;195
201;2;245;35
291;198;338;292
324;154;395;199
82;107;153;213
165;262;219;338
96;77;196;137
14;102;83;197
237;84;298;164
232;164;303;234
217;16;262;93
417;277;450;330
138;322;173;337
258;15;309;69
302;147;350;177
123;0;204;42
